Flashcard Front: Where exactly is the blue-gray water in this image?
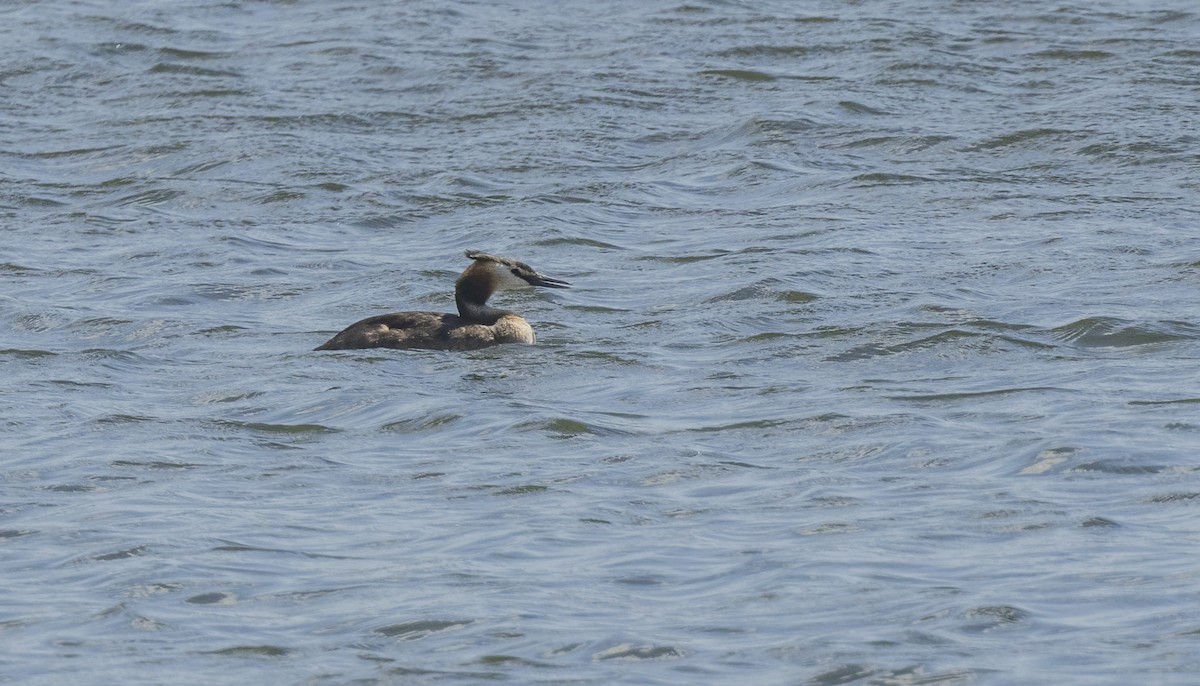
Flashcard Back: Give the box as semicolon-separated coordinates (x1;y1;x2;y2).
3;1;1200;683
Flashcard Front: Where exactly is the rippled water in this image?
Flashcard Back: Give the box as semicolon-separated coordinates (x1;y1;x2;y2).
4;1;1200;683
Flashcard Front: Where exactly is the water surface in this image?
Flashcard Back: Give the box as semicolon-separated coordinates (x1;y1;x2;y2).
3;1;1200;684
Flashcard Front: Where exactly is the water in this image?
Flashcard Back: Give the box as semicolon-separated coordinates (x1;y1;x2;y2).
3;0;1200;683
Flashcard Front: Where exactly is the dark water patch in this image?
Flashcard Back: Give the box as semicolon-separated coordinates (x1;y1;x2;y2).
114;188;184;207
93;475;139;484
966;128;1082;151
21;195;69;207
380;413;462;433
219;234;333;253
0;262;40;275
891;387;1064;403
254;112;418;134
12;314;71;333
255;189;306;204
157;47;232;60
1162;48;1200;62
563;350;644;368
195;390;262;404
565;304;631;314
212;420;340;435
848;172;936;186
1163;422;1198;431
193;282;305;302
744;331;805;342
17;145;125;160
716;45;813;58
838;100;891;116
692;417;805;433
1031;49;1115;60
209;542;351;560
704;279;816;303
93;414;155;425
614;574;664;587
204;645;290;657
810;664;983;684
992;334;1055;350
839;133;957;152
101;174;142;189
1077;140;1185;165
168;87;252;98
1081;517;1119;528
718;460;772;470
807;664;879;685
799;521;860;536
0;348;57;358
513;416;632;438
741;115;826;141
377;619;472;640
1146;492;1200;504
528;193;601;206
593;643;684;661
111;459;204;469
475;654;553;667
700;68;777;82
1049;317;1197;347
493;484;549;496
637;251;729;264
80;546;149;563
78;349;145;366
827;328;1007;362
532;236;626;250
963;604;1030;629
186;592;235;605
1071;461;1165;475
839;135;902;149
148;62;243;78
1128;397;1200;406
45;483;99;493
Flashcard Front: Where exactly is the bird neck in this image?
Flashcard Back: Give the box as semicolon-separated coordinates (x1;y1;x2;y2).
455;266;514;323
456;294;513;324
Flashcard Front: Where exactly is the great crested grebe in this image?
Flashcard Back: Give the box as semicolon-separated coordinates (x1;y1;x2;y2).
315;250;570;351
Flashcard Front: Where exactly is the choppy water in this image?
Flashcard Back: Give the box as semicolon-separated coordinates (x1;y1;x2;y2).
3;1;1200;683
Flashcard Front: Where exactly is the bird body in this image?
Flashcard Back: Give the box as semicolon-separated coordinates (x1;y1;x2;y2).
315;251;568;351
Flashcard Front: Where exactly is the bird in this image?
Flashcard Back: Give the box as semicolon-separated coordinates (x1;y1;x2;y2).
315;250;570;351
